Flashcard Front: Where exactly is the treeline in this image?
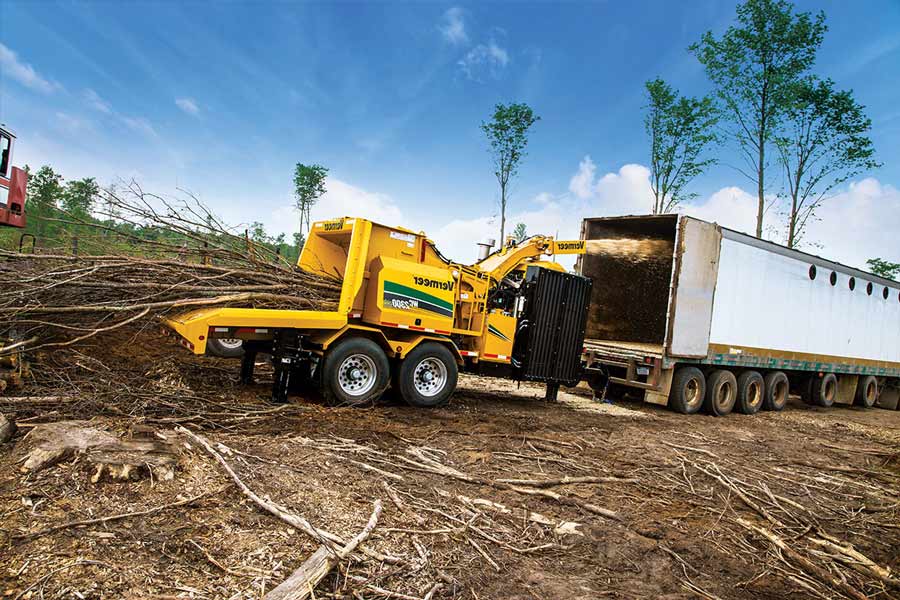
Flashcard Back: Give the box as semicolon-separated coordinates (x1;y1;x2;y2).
0;164;305;263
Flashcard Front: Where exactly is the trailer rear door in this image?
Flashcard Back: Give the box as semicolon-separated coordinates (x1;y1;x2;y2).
666;217;721;358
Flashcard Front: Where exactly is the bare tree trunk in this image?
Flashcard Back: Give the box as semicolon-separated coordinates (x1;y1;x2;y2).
756;139;765;239
787;193;798;248
500;181;507;244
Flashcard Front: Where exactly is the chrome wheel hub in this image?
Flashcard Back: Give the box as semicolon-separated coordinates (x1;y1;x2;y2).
338;354;377;396
413;357;447;397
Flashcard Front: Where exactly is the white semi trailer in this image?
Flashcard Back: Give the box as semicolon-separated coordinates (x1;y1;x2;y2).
577;214;900;415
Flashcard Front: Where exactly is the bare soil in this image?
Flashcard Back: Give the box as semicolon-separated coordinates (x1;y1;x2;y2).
2;373;898;600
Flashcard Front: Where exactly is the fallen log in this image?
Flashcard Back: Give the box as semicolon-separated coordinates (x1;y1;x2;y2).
402;446;621;521
736;518;869;600
265;500;383;600
13;491;209;540
176;426;402;565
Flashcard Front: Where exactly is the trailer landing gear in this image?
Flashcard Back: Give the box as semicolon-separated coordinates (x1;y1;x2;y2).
236;332;316;404
544;382;559;402
240;349;257;385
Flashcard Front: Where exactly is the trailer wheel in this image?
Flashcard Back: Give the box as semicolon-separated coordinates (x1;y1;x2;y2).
763;371;789;411
321;337;390;406
704;370;737;416
855;375;878;408
809;373;837;408
206;338;244;358
669;367;706;414
736;371;764;414
398;343;458;408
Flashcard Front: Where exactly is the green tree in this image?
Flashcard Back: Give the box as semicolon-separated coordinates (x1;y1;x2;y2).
480;103;540;243
293;163;328;234
775;77;880;248
62;177;99;218
644;78;719;214
512;222;527;243
691;0;826;238
248;221;271;244
27;165;64;239
866;258;900;281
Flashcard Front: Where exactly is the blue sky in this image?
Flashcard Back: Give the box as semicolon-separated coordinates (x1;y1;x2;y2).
1;0;899;267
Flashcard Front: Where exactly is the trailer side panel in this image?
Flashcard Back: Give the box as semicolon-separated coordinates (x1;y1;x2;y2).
707;231;900;375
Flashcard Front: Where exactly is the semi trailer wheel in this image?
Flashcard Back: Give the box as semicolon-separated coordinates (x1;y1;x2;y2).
704;370;737;416
855;375;878;408
669;367;706;414
809;373;838;408
398;342;458;408
206;338;244;358
763;371;789;411
736;370;764;414
321;337;390;406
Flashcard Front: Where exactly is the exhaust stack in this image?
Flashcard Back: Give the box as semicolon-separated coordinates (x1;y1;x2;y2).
476;239;495;261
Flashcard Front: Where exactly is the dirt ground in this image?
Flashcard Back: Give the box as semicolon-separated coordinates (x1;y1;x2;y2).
2;371;899;600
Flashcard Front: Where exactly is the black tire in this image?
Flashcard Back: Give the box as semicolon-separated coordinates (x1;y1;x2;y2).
855;375;878;408
398;343;458;408
704;369;737;416
736;370;764;415
320;337;390;406
763;371;789;411
586;371;610;400
206;338;244;358
669;367;706;414
809;373;837;408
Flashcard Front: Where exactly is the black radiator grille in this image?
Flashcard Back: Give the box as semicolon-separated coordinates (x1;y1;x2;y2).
514;266;592;386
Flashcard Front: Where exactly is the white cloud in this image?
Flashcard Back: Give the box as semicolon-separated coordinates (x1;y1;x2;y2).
83;89;112;113
458;41;509;80
0;43;60;94
311;178;403;224
681;186;759;235
440;7;468;45
424;160;900;273
268;162;898;276
269;177;405;238
802;179;900;270
431;199;577;264
430;163;653;266
569;155;597;199
176;97;200;115
675;179;900;272
78;88;158;140
566;157;654;215
55;112;91;134
121;116;158;139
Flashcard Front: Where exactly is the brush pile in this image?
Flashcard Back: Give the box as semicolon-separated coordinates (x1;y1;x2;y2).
0;183;340;416
0;250;339;353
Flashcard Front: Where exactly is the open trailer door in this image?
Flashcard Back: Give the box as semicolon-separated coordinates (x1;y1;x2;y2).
665;217;722;358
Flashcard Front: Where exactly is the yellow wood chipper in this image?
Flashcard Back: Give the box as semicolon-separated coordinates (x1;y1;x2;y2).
164;217;591;406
